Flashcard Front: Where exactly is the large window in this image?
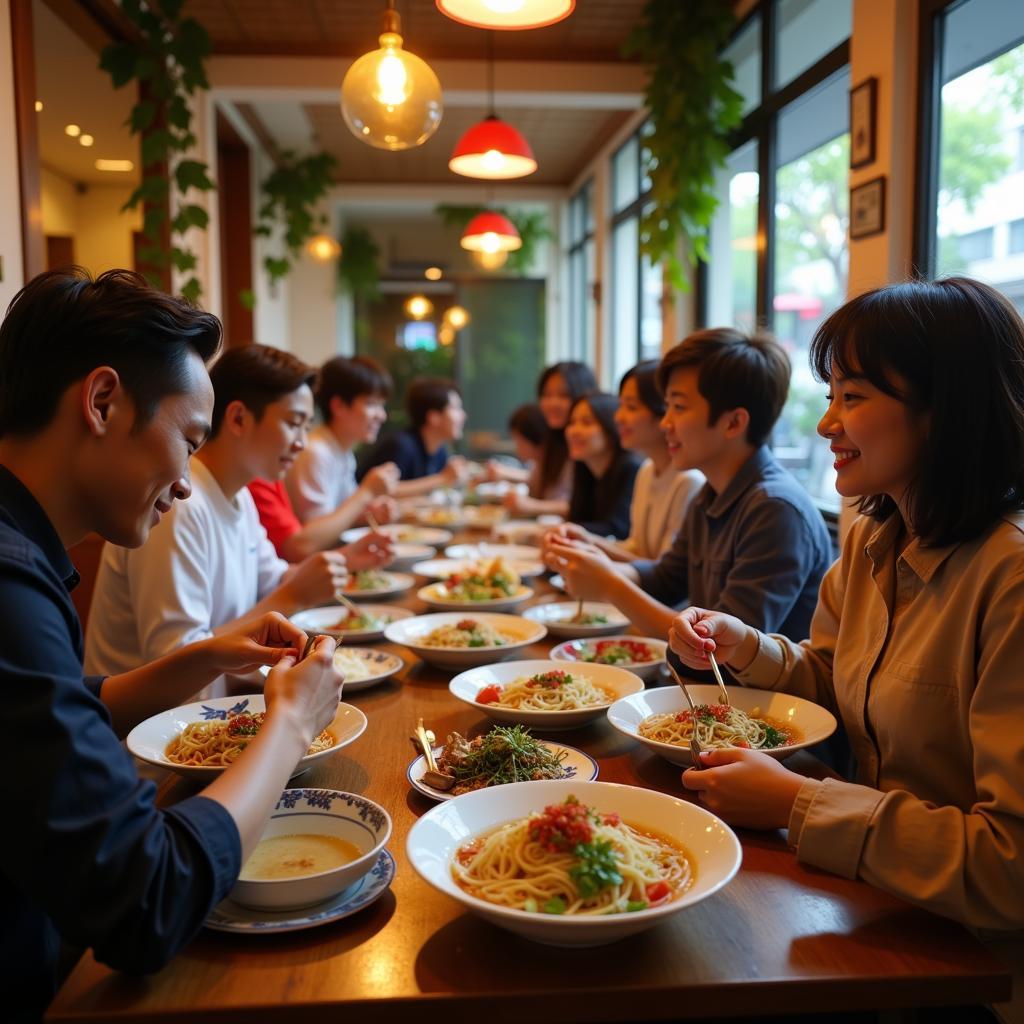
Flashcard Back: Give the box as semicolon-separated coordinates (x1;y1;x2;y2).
919;0;1024;314
567;180;595;364
703;1;851;512
609;126;663;388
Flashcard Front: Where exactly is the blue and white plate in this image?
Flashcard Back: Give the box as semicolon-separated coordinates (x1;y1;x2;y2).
407;740;598;802
205;849;395;934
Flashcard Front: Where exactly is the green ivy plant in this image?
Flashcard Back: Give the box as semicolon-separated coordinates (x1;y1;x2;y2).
254;151;339;287
337;226;381;302
100;0;214;304
625;0;743;290
435;205;552;275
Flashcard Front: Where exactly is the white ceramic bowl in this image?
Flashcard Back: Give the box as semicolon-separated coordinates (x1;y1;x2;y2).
412;556;545;580
338;571;415;601
407;779;741;946
257;647;403;692
550;636;667;682
387;542;437;570
127;695;367;780
341;524;453;546
449;658;644;731
418;581;533;613
470;481;528;502
230;789;392;912
523;601;630;638
384;612;547;670
607;684;839;765
445;542;541;563
414;506;471;529
290;603;413;643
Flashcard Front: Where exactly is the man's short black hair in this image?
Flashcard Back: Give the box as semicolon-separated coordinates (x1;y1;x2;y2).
209;344;316;438
315;355;392;422
0;267;222;437
407;376;459;430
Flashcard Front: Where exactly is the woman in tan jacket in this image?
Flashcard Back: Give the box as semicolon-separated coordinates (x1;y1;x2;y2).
668;278;1024;1015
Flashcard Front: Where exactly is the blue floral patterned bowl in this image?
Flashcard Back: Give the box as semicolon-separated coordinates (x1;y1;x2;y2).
230;789;392;912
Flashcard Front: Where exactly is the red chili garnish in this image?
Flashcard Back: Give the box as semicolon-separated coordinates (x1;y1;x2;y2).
476;684;502;705
456;619;479;631
601;812;621;827
675;703;730;724
528;797;595;852
226;713;261;737
456;839;482;864
528;670;572;690
645;881;671;905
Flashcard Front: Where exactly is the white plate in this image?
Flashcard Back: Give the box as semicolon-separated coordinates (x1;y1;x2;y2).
523;601;630;638
445;542;541;562
607;684;839;765
548;574;566;592
407;780;741;946
384;611;546;670
386;542;437;570
126;695;368;780
550;636;667;682
413;507;471;529
449;658;644;731
470;481;528;502
205;849;395;934
290;604;413;643
418;581;533;613
338;571;415;601
258;647;403;691
412;556;545;580
341;524;453;546
407;739;598;801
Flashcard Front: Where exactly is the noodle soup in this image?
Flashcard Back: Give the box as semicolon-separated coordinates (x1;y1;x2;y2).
239;834;362;881
452;795;693;917
639;703;802;751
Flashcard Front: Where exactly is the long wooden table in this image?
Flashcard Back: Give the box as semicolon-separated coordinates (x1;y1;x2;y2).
47;546;1012;1022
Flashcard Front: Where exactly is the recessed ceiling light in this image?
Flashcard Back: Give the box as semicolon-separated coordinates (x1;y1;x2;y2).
34;100;43;112
79;134;94;147
64;124;81;137
95;159;134;172
424;266;442;281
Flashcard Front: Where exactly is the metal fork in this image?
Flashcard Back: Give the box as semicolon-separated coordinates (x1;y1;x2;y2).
665;655;704;771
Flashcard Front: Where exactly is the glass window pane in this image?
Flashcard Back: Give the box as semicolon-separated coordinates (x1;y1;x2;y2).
584;236;596;365
584;179;595;236
611;216;639;387
934;11;1024;315
640;120;654;195
640;251;662;363
774;0;851;91
772;73;850;512
707;139;759;333
613;135;639;213
723;14;761;117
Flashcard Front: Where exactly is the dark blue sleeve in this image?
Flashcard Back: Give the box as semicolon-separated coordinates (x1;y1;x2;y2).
358;431;419;481
0;554;242;975
635;520;690;605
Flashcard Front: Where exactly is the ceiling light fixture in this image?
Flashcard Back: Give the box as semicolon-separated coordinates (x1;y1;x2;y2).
306;234;342;262
404;295;434;320
449;31;536;180
443;305;470;330
79;134;94;147
34;100;42;112
64;124;81;137
95;159;134;172
340;0;443;151
424;266;443;281
460;210;521;253
472;248;509;270
436;0;574;30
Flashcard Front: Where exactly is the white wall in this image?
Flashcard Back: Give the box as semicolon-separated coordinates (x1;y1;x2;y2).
40;166;75;235
0;0;25;307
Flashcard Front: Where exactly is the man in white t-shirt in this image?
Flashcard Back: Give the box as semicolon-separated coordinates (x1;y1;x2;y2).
85;345;390;676
286;355;399;531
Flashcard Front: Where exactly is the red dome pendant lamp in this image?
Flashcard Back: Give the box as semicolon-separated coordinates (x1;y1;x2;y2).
460;209;522;255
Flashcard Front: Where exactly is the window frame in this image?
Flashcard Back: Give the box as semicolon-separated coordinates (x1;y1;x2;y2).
567;178;595;363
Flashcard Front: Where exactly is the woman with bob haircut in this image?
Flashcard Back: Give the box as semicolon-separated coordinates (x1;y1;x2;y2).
668;278;1024;1015
564;391;642;539
505;361;597;518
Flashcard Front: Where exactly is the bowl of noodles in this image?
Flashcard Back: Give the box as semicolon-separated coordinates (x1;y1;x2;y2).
606;684;838;766
126;695;368;780
449;659;644;730
406;780;741;946
384;612;547;669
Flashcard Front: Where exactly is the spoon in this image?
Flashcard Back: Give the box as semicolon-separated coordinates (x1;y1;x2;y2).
414;718;455;791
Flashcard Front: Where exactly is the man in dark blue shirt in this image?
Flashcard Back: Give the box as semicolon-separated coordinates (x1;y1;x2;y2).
358;375;470;497
0;269;343;1021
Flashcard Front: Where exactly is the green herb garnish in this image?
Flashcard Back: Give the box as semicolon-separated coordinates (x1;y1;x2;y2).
570;839;622;898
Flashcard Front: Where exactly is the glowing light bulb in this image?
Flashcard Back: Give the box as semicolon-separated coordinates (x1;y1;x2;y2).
79;134;94;147
64;124;80;137
480;149;507;173
374;40;410;107
306;234;341;262
481;231;501;254
404;295;433;320
472;249;508;270
484;0;525;11
424;267;443;281
443;306;470;330
34;100;43;112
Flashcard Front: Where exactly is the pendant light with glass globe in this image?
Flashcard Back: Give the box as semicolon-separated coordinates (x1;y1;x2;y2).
340;0;443;151
436;0;574;31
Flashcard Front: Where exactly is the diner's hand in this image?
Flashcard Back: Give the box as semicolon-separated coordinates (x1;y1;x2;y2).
363;462;399;498
263;635;344;740
543;536;616;601
485;458;511;483
281;549;350;608
668;607;759;672
202;612;307;675
541;522;594;553
681;747;805;830
441;456;470;486
365;494;397;525
341;530;393;571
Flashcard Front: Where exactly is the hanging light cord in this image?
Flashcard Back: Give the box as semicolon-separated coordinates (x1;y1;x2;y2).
487;30;496;118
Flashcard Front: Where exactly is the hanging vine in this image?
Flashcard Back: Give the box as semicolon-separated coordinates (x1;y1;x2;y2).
625;0;744;290
99;0;214;303
254;151;339;287
435;205;552;275
337;226;381;302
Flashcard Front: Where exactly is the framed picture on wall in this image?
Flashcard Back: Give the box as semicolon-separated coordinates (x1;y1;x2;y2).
849;77;878;168
849;176;886;239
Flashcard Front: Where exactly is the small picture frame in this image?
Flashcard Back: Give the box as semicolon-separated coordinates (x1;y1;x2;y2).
849;176;886;239
849;77;877;169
